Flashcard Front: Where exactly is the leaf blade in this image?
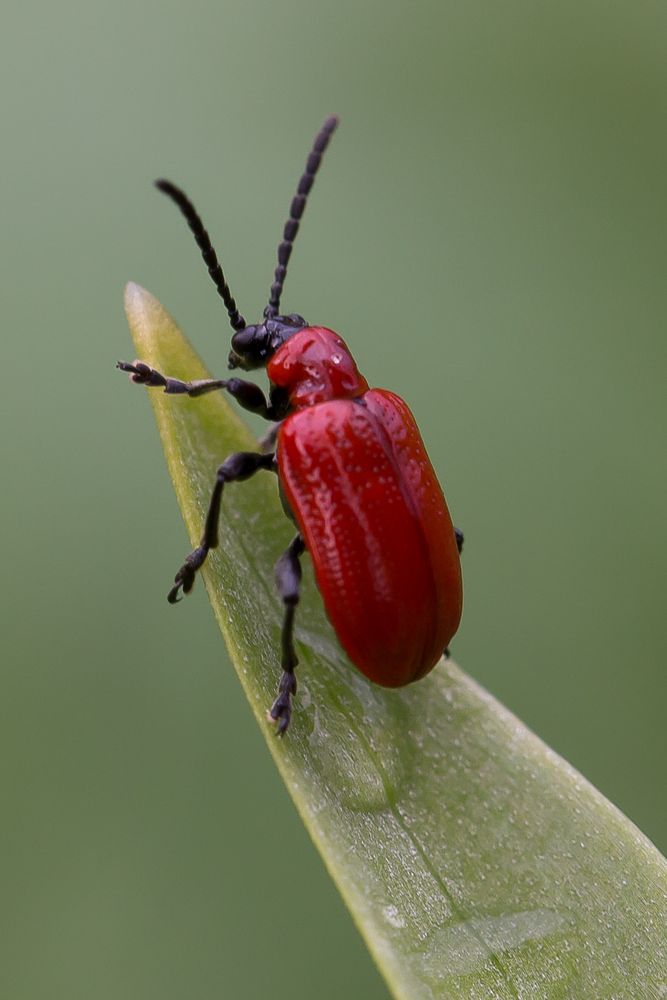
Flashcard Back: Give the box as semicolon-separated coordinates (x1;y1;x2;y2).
124;282;667;1000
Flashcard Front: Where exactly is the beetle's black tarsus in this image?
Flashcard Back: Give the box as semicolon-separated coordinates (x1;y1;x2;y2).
168;450;276;603
265;115;339;320
154;179;246;333
269;534;306;735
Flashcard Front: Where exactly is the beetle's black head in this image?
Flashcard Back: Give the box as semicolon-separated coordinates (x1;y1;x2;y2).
227;314;307;370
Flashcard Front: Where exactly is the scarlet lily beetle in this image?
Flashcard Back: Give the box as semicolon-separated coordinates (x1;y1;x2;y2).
118;116;463;734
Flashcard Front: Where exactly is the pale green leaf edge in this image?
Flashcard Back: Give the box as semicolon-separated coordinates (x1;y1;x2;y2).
123;282;667;1000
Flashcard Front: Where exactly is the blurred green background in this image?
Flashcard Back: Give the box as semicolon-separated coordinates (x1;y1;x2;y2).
1;1;665;997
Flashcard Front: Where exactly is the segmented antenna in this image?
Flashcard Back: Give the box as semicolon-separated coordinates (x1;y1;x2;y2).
155;179;246;332
265;115;339;319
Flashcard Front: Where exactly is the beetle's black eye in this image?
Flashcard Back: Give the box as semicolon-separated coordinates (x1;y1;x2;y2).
285;313;306;326
230;326;258;356
229;325;272;371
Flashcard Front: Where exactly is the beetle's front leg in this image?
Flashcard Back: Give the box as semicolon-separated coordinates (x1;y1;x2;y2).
168;450;276;603
269;533;305;736
117;360;230;397
117;361;281;419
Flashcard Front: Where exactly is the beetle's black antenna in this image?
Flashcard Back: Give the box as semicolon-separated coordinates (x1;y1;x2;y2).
155;179;246;332
265;115;339;319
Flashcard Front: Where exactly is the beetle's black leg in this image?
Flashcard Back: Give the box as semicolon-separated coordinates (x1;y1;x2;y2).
258;422;281;453
443;532;464;659
220;378;280;419
168;450;276;603
117;360;228;397
269;533;305;736
117;361;280;420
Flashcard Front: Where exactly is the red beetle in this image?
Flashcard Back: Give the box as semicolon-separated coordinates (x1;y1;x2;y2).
118;116;463;733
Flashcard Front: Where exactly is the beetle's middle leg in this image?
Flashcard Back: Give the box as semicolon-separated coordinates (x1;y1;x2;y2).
258;421;281;453
168;450;276;603
270;533;305;736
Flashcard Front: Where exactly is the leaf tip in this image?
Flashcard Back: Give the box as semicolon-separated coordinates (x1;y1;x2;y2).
123;282;177;357
124;280;158;324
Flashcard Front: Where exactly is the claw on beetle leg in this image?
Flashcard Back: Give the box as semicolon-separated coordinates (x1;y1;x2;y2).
167;546;208;603
269;670;297;736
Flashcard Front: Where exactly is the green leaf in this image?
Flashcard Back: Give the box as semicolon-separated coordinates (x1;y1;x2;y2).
124;282;667;1000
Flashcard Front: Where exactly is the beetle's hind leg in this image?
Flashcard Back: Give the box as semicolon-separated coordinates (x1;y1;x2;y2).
269;534;306;736
168;450;276;603
443;529;465;661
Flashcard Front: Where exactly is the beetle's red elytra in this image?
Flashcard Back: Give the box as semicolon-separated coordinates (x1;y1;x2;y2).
118;116;463;734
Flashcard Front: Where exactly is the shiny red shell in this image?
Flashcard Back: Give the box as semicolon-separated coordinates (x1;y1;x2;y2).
268;327;463;687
